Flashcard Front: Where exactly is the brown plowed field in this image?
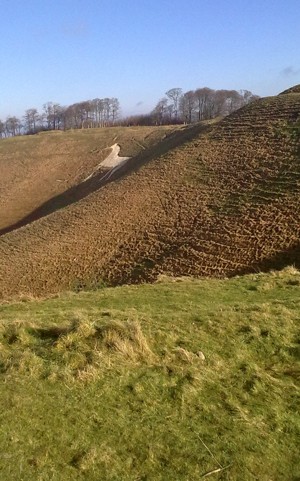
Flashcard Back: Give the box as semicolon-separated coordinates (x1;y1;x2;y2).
0;91;299;298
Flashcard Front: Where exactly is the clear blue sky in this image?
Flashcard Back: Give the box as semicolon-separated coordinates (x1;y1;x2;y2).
1;0;299;118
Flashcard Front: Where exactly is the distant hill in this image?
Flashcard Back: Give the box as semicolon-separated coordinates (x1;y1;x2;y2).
0;125;177;234
0;87;299;298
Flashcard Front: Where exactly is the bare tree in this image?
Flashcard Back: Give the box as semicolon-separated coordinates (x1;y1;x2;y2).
76;101;92;128
0;120;5;138
91;98;103;127
194;87;215;121
43;102;63;130
240;89;260;105
180;90;196;123
24;108;39;133
165;88;183;121
214;90;228;116
152;98;169;125
43;102;53;129
111;98;120;124
103;98;112;125
97;99;106;127
5;116;21;136
225;90;242;114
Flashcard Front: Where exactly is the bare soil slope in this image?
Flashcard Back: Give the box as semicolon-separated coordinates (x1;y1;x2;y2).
0;126;177;234
0;90;299;298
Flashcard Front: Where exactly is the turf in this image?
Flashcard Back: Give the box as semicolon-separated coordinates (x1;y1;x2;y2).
0;268;299;480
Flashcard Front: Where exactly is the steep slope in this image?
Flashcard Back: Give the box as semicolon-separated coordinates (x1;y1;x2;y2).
0;89;299;298
279;84;300;94
0;125;177;234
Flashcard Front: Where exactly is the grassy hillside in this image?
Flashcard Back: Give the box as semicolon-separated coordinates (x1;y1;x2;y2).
0;125;178;233
0;89;300;298
0;269;299;480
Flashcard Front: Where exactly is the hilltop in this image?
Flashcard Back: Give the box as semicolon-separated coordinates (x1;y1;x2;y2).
279;84;300;94
0;88;299;298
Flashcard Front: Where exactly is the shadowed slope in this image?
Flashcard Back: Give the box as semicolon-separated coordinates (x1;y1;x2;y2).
0;123;208;236
0;126;178;232
0;90;299;298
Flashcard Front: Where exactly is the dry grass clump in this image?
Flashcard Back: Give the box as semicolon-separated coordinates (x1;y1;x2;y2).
98;319;154;360
0;316;155;381
0;315;207;383
172;346;206;363
275;264;299;276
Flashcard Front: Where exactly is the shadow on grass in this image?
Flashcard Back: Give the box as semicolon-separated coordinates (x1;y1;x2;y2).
232;242;300;277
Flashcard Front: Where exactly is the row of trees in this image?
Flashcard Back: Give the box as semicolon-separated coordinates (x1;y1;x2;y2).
0;86;260;137
125;87;259;126
0;97;120;138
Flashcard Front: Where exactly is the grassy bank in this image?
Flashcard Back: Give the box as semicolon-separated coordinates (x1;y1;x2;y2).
0;269;299;480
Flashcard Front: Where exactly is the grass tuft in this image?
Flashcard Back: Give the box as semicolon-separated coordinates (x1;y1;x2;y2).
0;269;299;480
0;317;155;382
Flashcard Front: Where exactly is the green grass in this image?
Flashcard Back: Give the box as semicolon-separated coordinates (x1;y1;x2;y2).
0;268;299;480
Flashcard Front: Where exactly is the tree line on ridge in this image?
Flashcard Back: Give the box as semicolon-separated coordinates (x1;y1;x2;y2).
0;98;120;138
126;87;259;126
0;86;259;138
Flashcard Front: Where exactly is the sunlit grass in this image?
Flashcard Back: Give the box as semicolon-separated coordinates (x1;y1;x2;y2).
0;268;299;480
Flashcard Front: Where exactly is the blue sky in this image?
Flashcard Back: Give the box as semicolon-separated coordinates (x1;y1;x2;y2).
1;0;299;118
